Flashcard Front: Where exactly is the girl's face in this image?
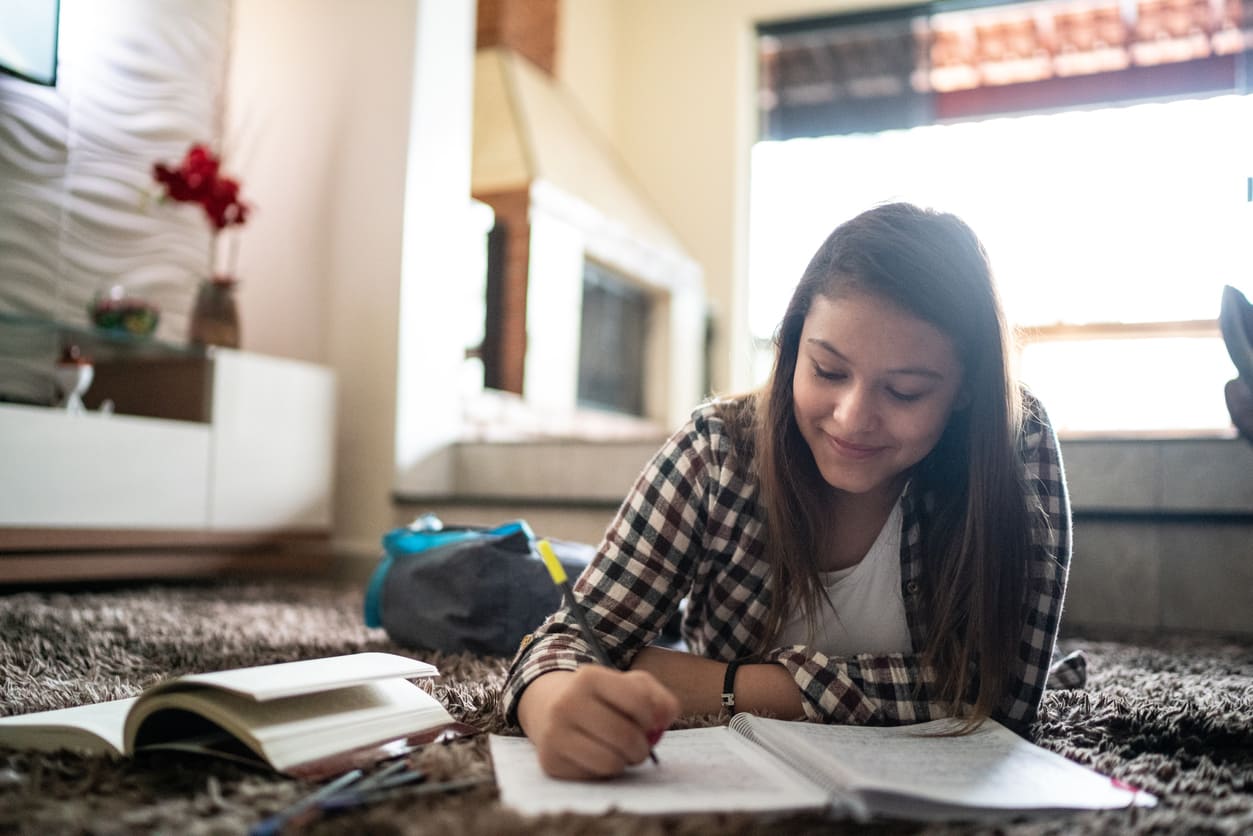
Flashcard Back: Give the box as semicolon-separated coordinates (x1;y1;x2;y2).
791;290;967;502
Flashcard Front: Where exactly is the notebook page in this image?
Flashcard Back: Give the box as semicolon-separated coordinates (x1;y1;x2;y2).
490;727;829;816
734;715;1151;813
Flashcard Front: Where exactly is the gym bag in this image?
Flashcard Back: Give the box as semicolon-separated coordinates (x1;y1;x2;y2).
363;514;594;657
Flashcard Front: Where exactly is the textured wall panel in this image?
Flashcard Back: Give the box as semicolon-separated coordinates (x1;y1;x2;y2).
0;0;230;403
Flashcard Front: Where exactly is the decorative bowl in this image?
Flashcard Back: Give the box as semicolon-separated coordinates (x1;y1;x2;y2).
89;292;160;337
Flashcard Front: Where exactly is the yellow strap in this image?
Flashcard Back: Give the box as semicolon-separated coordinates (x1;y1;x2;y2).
536;539;567;585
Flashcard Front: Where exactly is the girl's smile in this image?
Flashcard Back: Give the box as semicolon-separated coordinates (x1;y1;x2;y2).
826;434;889;460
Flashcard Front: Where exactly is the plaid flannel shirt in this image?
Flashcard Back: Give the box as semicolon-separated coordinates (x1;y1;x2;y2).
502;393;1072;734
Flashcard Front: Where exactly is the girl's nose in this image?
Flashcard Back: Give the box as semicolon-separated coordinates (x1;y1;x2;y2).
834;384;877;432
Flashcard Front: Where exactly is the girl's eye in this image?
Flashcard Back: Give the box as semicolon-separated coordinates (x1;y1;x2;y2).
813;364;846;382
887;389;924;403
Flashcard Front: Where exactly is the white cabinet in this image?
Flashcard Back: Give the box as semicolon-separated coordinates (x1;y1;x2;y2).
0;406;212;528
0;349;335;535
207;351;335;530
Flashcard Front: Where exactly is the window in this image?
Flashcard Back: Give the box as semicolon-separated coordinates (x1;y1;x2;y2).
0;0;60;86
751;1;1252;436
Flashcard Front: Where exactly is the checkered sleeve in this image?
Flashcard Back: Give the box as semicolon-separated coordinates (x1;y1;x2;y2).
765;393;1072;730
499;415;711;726
997;391;1072;730
766;647;944;724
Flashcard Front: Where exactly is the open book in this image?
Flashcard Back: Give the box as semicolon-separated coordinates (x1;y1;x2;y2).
0;653;461;779
491;714;1156;821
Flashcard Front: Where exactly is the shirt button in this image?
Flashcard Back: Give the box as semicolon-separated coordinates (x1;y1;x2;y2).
905;581;920;595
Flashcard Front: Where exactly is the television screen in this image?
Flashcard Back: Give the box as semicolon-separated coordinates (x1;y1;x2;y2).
0;0;60;86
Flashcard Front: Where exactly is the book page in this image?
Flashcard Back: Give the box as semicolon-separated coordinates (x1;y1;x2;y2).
489;728;829;816
734;715;1151;814
144;652;438;701
0;697;136;756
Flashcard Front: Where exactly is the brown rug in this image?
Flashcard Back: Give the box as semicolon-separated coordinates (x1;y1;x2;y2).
0;579;1250;835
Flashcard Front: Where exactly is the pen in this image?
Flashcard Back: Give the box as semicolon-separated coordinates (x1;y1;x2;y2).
350;759;409;791
318;766;428;811
536;538;659;765
249;767;363;836
319;776;492;811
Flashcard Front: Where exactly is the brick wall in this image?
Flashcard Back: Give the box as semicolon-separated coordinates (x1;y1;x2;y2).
474;0;559;393
477;0;558;75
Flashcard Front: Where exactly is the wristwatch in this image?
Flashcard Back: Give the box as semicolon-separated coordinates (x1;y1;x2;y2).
722;661;742;716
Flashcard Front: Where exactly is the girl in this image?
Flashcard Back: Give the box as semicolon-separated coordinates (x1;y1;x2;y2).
503;203;1074;780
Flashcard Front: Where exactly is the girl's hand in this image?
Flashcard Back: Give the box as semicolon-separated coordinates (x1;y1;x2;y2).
515;666;680;779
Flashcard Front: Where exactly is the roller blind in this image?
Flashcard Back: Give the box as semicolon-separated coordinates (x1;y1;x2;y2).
758;0;1253;139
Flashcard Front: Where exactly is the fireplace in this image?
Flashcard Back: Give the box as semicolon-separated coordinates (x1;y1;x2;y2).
577;260;651;417
470;45;706;434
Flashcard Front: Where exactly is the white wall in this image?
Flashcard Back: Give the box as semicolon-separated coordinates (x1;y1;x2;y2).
555;0;618;142
0;0;230;402
393;2;480;499
228;0;477;557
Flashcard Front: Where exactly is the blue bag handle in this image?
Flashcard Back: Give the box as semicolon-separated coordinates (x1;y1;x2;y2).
363;515;534;628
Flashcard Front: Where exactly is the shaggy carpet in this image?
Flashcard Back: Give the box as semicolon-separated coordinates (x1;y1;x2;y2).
0;579;1250;835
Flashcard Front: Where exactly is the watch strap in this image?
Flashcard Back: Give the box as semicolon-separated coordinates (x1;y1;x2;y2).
721;660;742;716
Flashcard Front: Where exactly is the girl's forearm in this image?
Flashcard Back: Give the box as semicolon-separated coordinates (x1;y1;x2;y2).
629;645;805;719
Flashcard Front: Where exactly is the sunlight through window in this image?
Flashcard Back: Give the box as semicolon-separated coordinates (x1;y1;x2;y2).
748;94;1253;435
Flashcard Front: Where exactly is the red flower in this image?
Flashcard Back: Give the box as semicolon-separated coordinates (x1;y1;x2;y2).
153;143;250;231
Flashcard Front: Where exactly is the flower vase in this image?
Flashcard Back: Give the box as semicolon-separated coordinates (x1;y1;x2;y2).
189;277;241;348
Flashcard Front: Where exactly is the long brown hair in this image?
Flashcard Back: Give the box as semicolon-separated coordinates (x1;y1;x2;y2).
738;202;1038;723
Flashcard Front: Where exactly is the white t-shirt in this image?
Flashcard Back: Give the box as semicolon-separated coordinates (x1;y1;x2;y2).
774;498;913;657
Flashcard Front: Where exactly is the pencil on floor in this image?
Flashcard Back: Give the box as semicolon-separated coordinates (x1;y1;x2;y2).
249;768;362;836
